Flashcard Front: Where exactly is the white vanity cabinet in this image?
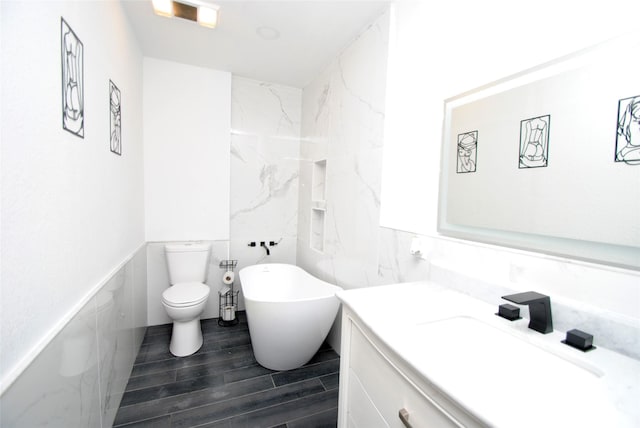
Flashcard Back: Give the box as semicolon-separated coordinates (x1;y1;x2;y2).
338;308;481;428
336;282;640;428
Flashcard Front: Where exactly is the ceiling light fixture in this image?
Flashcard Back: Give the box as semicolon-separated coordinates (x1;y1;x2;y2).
152;0;220;29
196;4;219;28
151;0;173;17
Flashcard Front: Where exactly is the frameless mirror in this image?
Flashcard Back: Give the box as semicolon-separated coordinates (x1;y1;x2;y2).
438;38;640;270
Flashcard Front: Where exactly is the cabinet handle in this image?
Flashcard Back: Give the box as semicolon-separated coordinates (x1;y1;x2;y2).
398;408;413;428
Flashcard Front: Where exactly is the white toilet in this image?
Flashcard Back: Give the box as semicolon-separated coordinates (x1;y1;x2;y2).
162;243;211;357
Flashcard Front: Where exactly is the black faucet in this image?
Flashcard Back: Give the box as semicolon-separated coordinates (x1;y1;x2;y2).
260;241;270;256
502;291;553;334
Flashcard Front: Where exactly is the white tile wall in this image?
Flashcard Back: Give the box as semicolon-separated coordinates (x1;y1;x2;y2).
0;247;147;428
378;227;640;360
230;77;303;309
230;77;302;246
297;9;390;290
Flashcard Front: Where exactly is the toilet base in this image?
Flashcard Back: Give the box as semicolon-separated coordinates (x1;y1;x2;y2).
169;318;204;357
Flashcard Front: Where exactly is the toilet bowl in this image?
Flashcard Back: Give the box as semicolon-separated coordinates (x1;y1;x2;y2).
162;282;210;356
163;243;211;357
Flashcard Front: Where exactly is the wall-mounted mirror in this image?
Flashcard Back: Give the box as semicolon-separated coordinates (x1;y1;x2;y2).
438;38;640;270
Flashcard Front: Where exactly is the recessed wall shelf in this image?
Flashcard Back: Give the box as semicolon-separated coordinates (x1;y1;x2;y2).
311;200;326;211
310;159;327;252
312;159;327;202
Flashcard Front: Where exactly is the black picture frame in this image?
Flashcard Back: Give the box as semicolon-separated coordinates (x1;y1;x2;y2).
61;18;84;138
109;80;122;156
519;114;550;169
615;95;640;165
456;130;478;173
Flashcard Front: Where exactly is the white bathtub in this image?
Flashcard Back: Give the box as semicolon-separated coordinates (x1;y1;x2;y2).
238;263;343;371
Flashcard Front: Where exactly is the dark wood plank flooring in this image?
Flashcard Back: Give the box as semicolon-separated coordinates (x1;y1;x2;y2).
114;312;340;428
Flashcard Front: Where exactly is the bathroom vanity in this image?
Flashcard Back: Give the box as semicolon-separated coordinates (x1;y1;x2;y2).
337;282;640;428
339;309;477;427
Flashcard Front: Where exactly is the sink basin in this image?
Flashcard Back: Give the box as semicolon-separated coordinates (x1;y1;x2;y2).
403;316;618;428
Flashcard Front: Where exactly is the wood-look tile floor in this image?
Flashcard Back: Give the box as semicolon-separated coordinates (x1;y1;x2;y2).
114;312;339;428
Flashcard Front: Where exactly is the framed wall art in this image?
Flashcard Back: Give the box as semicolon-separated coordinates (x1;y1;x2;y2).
456;130;478;173
615;95;640;165
61;18;84;138
109;80;122;155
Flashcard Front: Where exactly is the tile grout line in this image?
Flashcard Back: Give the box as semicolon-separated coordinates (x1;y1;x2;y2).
129;344;256;377
122;369;178;394
283;405;339;427
168;377;334;427
185;388;337;428
124;357;259;394
117;373;274;414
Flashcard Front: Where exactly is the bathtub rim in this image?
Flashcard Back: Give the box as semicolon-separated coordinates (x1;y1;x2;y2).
239;263;343;303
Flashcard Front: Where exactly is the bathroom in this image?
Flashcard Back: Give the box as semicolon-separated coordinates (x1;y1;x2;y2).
1;0;639;426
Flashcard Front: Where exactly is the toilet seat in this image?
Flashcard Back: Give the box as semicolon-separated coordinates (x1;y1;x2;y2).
162;282;210;308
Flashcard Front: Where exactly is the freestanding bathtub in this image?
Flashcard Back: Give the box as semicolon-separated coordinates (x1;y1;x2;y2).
239;263;343;371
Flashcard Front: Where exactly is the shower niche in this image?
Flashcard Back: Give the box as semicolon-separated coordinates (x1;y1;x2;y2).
310;159;327;252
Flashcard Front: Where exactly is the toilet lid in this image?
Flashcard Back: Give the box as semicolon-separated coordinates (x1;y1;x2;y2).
162;282;209;307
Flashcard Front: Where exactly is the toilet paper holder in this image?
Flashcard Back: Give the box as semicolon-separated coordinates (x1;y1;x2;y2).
218;260;239;326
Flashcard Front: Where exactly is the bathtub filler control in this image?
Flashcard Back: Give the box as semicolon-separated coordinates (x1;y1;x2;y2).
260;241;270;256
502;291;553;334
248;241;278;256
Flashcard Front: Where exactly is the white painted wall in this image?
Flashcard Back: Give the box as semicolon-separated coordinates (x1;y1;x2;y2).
1;0;144;387
143;57;231;242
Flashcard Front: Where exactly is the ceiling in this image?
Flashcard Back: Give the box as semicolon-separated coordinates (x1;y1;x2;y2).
121;0;390;88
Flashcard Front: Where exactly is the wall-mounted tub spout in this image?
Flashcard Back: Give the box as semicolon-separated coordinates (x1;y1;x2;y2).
260;241;270;256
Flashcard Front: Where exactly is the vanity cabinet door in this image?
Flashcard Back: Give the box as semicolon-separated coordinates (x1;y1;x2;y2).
346;368;389;427
345;320;462;428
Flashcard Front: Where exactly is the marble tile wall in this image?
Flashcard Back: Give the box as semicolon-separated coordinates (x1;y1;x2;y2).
377;227;640;360
297;9;390;290
230;76;302;304
0;246;148;427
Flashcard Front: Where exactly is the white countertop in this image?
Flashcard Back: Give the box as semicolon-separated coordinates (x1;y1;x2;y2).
338;281;640;428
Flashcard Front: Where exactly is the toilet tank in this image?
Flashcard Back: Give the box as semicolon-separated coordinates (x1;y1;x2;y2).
165;243;211;284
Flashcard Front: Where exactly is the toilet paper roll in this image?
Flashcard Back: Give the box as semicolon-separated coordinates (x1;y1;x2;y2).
220;285;231;296
222;305;236;321
222;271;235;285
